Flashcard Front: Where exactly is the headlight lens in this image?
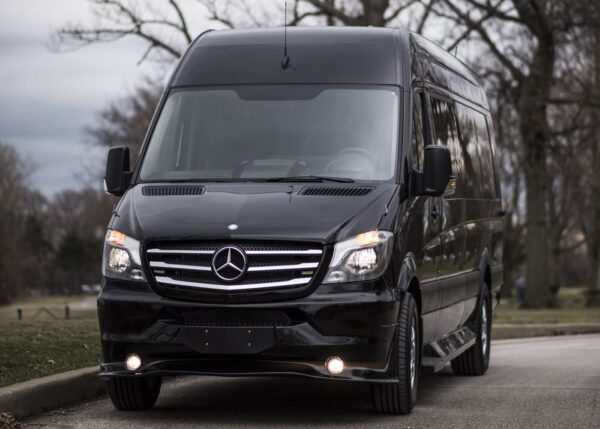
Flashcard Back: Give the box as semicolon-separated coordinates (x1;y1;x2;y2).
108;248;131;272
102;230;145;281
323;230;394;284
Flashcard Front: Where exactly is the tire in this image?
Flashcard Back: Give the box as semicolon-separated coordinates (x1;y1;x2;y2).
451;283;491;376
107;376;162;410
371;292;420;415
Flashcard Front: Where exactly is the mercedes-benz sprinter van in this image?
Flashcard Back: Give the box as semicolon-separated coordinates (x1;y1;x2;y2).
100;27;504;415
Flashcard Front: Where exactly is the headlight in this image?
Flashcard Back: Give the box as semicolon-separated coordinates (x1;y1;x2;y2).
323;230;394;284
102;230;145;281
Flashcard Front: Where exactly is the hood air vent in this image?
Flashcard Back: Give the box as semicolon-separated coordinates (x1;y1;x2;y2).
299;186;373;197
142;185;205;196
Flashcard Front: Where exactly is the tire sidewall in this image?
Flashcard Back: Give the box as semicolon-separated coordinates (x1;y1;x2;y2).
399;294;420;406
477;285;491;369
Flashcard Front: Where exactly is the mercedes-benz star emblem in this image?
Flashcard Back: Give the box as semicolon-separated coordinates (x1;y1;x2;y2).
211;246;248;282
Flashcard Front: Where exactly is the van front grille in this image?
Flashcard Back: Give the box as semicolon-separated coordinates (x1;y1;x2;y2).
181;309;297;327
146;240;323;294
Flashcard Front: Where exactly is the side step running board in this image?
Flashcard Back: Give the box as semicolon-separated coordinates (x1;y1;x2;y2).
421;326;476;373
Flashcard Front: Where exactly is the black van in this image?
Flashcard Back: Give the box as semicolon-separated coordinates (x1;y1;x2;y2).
100;27;503;415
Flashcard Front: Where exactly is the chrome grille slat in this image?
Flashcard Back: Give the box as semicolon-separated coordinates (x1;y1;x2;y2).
147;248;214;255
154;276;311;291
247;262;318;272
149;261;211;271
245;250;322;255
146;240;323;294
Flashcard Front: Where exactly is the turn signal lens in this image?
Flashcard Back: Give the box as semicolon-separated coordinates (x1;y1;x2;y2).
107;230;127;247
355;231;381;247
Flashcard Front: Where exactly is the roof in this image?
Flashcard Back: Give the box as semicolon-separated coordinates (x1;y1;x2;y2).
170;27;405;87
168;27;485;108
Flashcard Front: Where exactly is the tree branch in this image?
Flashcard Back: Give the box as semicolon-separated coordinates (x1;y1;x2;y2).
435;0;525;81
168;0;192;43
385;0;418;24
416;0;436;34
302;0;358;25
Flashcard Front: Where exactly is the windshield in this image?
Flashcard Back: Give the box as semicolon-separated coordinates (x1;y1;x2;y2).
139;85;399;182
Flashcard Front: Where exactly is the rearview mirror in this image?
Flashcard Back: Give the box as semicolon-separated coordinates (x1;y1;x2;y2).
104;146;132;196
422;145;453;197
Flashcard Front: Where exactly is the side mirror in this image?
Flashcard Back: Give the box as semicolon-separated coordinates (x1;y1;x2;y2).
104;147;132;196
422;145;453;197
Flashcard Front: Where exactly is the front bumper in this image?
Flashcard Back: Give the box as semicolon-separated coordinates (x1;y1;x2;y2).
98;279;402;383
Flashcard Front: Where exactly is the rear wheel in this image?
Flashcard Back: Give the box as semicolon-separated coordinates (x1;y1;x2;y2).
371;293;420;415
107;376;162;410
451;283;491;376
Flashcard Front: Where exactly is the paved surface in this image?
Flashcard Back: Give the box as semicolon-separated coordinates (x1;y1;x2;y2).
24;335;600;429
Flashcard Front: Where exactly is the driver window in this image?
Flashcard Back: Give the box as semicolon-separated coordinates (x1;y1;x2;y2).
411;92;426;171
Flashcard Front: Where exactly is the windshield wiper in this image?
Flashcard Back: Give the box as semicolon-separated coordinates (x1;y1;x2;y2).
265;175;355;183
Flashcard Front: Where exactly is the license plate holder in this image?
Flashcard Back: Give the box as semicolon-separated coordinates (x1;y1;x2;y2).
179;326;275;354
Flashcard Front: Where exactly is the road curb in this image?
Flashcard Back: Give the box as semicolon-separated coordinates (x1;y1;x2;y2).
0;366;105;419
492;323;600;340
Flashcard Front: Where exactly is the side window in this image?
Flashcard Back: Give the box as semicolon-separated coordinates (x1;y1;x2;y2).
411;92;425;171
430;96;465;197
455;103;497;199
476;115;496;199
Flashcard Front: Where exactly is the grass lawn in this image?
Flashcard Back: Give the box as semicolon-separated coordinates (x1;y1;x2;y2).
0;295;96;321
495;287;600;325
0;295;100;388
494;307;600;325
0;318;100;388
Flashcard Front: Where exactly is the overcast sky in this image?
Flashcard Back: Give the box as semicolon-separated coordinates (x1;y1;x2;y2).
0;0;175;196
0;1;450;196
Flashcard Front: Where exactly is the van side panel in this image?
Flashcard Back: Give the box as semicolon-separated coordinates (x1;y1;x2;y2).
408;36;503;344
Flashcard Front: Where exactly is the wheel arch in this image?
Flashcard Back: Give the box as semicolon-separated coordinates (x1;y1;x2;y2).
396;253;423;351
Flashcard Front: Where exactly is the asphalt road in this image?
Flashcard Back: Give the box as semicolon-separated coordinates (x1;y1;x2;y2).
24;334;600;429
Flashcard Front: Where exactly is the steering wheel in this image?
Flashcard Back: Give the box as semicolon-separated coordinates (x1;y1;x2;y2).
324;148;383;176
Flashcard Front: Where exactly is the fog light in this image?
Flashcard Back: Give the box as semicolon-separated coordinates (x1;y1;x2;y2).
325;356;344;375
125;354;141;371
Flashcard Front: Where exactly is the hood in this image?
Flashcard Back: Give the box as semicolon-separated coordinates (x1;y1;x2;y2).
110;183;398;244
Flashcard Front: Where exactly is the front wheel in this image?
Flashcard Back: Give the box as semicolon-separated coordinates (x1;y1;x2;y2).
451;284;491;375
107;376;162;410
371;292;420;414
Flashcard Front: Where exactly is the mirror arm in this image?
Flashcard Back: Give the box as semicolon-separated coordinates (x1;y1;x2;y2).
409;169;424;197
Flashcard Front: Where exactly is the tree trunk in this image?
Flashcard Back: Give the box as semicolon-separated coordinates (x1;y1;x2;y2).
586;29;600;307
358;0;389;26
522;159;551;308
587;245;600;306
520;34;555;308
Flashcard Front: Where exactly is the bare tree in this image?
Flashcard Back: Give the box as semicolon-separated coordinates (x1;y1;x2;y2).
87;79;161;159
577;26;600;306
0;143;34;303
53;0;434;64
53;0;193;63
425;0;600;308
47;188;114;294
